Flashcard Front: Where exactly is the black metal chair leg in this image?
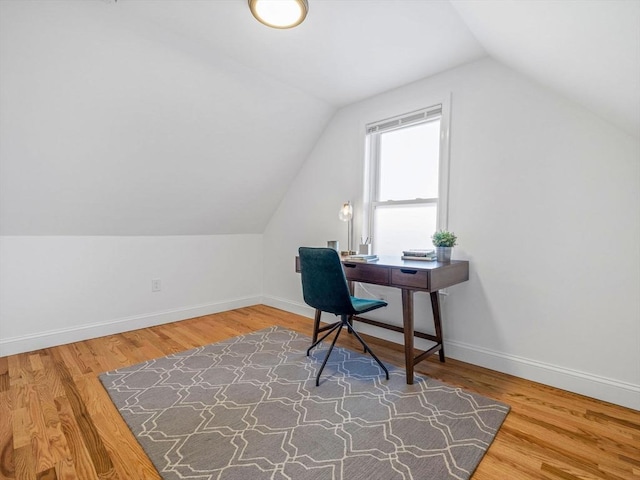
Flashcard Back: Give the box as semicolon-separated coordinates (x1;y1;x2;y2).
346;315;365;352
315;323;344;386
312;315;389;384
307;321;341;356
341;314;365;353
349;327;390;380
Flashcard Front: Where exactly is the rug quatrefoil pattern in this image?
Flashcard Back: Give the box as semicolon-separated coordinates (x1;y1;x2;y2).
100;326;509;480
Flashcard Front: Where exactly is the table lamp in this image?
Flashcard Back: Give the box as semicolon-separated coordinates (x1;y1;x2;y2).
339;201;354;255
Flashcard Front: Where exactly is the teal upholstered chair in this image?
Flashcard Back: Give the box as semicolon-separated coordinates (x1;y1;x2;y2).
298;247;389;386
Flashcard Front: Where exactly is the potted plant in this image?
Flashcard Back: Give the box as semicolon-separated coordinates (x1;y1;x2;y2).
431;230;457;263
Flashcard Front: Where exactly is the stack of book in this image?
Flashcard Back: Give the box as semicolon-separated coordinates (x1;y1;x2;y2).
401;249;436;261
344;254;379;262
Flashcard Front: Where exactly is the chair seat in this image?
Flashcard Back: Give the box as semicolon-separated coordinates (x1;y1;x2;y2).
351;296;388;315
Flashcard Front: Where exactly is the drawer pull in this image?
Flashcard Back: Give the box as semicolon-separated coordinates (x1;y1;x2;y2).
400;269;417;274
343;263;357;268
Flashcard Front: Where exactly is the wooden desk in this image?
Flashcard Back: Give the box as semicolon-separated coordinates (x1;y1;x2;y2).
296;256;469;384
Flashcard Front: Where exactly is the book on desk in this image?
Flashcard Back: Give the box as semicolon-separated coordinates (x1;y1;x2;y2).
401;249;436;261
343;254;379;262
401;255;437;261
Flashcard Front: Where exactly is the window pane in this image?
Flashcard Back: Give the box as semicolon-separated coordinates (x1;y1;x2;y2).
373;204;437;256
378;120;440;201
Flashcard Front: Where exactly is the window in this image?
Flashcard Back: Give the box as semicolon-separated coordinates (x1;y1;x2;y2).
364;104;449;256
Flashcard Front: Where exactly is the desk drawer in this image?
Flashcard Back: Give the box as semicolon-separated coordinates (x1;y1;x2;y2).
342;262;389;285
391;267;430;289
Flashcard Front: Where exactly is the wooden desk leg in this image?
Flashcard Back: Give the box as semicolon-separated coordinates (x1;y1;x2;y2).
401;289;415;384
312;309;321;344
430;291;445;362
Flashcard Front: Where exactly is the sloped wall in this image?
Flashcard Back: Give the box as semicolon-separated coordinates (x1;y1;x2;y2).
0;0;333;236
263;58;640;409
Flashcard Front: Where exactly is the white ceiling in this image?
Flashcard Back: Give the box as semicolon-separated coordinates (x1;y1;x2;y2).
119;0;640;136
0;0;638;235
120;0;487;107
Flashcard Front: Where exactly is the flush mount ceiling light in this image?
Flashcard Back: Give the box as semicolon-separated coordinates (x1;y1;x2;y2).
249;0;308;29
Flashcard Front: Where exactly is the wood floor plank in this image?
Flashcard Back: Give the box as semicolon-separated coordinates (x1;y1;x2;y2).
70;343;102;376
13;445;35;480
103;336;137;368
35;384;70;477
52;348;85;381
54;395;98;480
36;466;57;480
80;338;124;374
39;355;65;401
500;420;626;480
11;404;32;450
28;355;44;373
0;391;15;480
7;354;33;388
25;384;56;474
49;352;118;480
159;324;206;351
90;412;159;480
0;306;638;479
54;456;81;480
119;329;171;361
0;357;9;393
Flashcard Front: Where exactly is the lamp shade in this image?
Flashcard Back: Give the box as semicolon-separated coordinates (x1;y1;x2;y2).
249;0;308;29
339;202;353;221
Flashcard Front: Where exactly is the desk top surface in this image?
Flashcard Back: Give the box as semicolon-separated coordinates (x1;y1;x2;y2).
342;256;468;271
295;255;469;291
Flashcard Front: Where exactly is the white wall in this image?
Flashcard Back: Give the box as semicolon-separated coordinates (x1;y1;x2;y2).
0;234;263;356
263;58;640;410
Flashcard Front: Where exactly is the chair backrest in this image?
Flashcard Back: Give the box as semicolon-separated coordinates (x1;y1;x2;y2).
298;247;355;316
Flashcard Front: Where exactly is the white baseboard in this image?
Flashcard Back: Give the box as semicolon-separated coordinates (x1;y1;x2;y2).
444;339;640;411
0;296;262;357
263;295;315;318
263;295;640;411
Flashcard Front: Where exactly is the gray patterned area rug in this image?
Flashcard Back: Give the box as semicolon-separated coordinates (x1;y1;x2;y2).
99;326;509;480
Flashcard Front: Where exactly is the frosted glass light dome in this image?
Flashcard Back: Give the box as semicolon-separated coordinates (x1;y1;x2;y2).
249;0;309;29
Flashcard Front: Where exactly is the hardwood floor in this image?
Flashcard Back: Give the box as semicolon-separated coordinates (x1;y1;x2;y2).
1;305;638;479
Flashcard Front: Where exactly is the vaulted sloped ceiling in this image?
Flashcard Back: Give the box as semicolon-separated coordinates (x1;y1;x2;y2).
451;0;640;140
0;0;637;236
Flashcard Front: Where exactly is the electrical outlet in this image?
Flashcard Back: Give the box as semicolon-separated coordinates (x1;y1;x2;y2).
151;279;161;292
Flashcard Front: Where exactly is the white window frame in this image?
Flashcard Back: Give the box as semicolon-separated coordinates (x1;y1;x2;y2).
363;98;452;253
